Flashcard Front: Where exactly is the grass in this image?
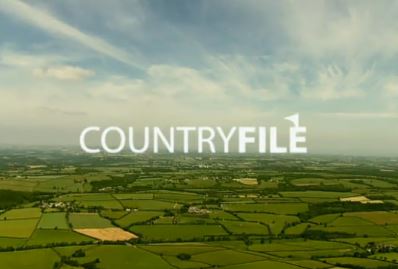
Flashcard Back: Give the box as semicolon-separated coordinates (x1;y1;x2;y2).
38;212;69;229
222;203;308;215
0;237;26;248
100;210;127;219
268;249;356;259
250;242;310;252
184;179;217;188
0;180;37;192
1;169;397;268
220;220;269;235
329;216;375;226
237;213;299;235
280;191;356;198
56;193;123;209
177;216;216;224
309;213;339;224
58;193;114;201
289;259;331;269
0;218;39;238
68;213;113;229
130;224;227;241
290;178;369;190
322;257;395;268
190;249;265;266
77;199;123;209
120;199;180;210
154;216;176;224
291;178;338;186
208;210;239;220
221;260;302;269
362;179;397;188
310;224;394;237
345;211;398;225
250;239;355;253
27;229;93;246
113;193;153;200
34;177;86;193
371;252;398;262
0;208;41;220
0;248;59;269
333;237;398;247
162;255;209;269
284;223;311;235
152;191;202;202
115;211;163;227
73;245;174;269
54;245;92;257
140;243;223;255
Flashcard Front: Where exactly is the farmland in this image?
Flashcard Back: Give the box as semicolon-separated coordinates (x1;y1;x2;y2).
0;150;398;268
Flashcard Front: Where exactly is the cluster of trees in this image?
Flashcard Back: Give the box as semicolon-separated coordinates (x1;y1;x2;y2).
299;201;398;221
0;241;93;253
53;249;100;269
332;262;398;269
0;190;50;210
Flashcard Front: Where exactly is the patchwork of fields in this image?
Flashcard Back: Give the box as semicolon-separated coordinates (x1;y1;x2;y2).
1;152;398;268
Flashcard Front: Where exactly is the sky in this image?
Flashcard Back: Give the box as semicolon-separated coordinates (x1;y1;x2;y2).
0;0;398;156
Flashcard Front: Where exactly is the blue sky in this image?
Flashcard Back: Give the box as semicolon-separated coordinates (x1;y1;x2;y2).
0;0;397;155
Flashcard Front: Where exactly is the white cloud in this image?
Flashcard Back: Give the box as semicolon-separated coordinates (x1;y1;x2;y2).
240;1;398;100
0;0;142;68
0;49;63;67
384;77;398;97
0;49;93;80
206;56;296;101
33;66;94;80
281;1;398;59
320;112;398;119
147;65;226;99
300;64;371;100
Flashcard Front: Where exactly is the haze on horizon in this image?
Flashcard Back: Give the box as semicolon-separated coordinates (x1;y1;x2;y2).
0;0;397;156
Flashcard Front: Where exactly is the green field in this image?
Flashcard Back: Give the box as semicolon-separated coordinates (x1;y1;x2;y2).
0;218;39;238
220;220;269;235
120;199;181;210
189;249;264;266
0;248;59;269
115;211;163;227
131;224;228;241
237;213;299;234
0;152;397;268
27;229;93;245
0;208;41;220
322;257;395;268
70;245;174;269
38;212;69;229
0;237;26;248
68;213;113;229
222;203;308;214
140;243;223;255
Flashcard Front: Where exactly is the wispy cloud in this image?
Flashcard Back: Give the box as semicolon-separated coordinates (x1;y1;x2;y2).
0;49;93;80
300;64;372;100
384;77;398;97
0;0;398;154
34;66;94;80
0;49;63;67
37;106;87;117
321;112;398;119
0;0;143;68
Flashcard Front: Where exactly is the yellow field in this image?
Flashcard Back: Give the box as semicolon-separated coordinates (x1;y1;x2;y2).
74;227;138;241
